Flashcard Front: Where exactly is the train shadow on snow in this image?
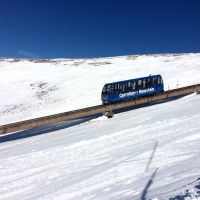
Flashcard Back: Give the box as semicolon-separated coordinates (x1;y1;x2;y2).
0;114;101;143
0;94;188;143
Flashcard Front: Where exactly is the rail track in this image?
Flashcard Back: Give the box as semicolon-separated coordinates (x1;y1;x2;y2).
0;84;199;135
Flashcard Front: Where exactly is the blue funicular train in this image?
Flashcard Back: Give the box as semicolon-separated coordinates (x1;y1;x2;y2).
101;74;164;104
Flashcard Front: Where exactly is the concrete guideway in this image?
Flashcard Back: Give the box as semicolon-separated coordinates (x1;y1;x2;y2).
0;84;200;135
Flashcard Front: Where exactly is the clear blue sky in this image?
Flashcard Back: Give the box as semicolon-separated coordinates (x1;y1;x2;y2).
0;0;200;58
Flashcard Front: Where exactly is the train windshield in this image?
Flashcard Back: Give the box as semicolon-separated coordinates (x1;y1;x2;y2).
102;84;112;94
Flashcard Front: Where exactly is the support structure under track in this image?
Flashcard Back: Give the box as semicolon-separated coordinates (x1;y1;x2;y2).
0;84;199;135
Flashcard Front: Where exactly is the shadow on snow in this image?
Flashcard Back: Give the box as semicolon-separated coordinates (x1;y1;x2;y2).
0;114;101;143
169;178;200;199
0;94;189;143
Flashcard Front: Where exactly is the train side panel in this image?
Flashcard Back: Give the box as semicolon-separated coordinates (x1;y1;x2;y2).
107;85;164;103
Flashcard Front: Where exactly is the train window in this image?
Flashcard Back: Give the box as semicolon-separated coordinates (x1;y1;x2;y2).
147;79;149;87
147;78;152;87
157;77;160;85
135;81;138;90
118;83;122;92
121;83;124;92
112;84;115;94
112;85;115;94
109;85;113;94
106;84;111;93
123;83;127;92
143;79;146;88
138;80;142;89
118;84;122;93
115;84;118;94
125;83;127;92
124;83;127;92
152;77;156;86
126;82;129;91
155;77;158;86
119;83;122;91
127;82;130;90
126;81;131;91
124;83;126;92
152;78;155;86
132;81;136;90
146;78;148;87
114;84;118;91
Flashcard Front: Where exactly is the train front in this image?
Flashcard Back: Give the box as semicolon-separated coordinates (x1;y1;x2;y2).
101;84;110;104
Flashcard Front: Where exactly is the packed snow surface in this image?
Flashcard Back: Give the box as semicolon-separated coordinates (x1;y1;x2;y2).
0;53;200;199
0;94;200;200
0;53;200;124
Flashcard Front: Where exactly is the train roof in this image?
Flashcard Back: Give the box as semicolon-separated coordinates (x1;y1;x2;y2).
105;74;162;86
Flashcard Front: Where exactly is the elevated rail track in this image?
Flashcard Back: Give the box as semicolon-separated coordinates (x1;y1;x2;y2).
0;84;199;135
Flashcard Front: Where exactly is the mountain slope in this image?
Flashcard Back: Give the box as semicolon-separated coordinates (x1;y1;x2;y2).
0;53;200;124
0;53;200;199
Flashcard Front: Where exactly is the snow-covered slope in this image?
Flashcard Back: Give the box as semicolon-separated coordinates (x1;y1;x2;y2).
0;93;200;200
0;53;200;200
0;53;200;124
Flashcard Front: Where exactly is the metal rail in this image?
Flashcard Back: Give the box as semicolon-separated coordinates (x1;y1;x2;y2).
0;84;199;135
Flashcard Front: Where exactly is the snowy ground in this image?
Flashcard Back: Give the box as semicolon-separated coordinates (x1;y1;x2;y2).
0;53;200;124
0;93;200;200
0;53;200;199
